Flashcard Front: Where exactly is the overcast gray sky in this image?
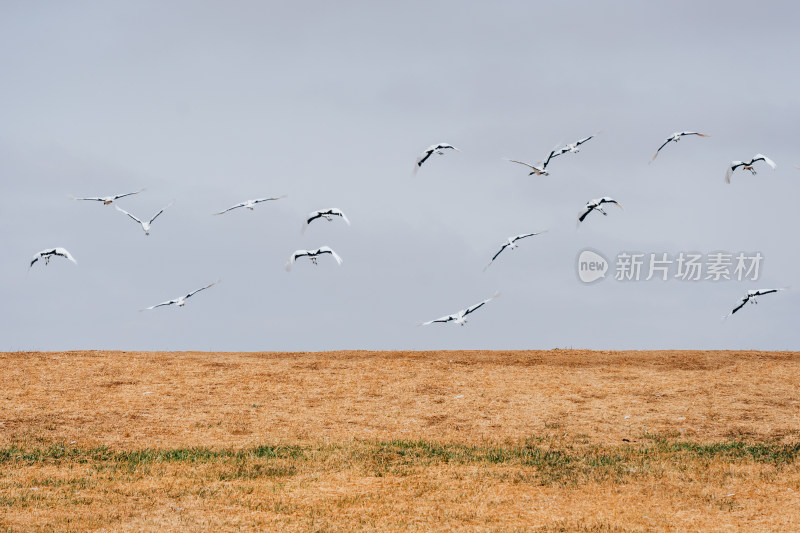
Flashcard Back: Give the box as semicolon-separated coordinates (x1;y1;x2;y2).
2;1;798;351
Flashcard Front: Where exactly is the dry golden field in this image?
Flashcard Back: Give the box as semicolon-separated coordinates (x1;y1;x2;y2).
1;349;800;531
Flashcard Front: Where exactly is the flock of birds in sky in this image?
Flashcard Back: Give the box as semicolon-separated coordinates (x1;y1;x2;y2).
409;132;788;323
29;130;789;325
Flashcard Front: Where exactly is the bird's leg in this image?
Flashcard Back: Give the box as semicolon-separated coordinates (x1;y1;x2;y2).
311;257;318;265
45;256;50;265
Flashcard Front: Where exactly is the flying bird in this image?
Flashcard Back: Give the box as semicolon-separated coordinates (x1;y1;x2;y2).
415;143;460;171
69;189;145;205
651;131;710;162
578;197;624;224
30;247;77;268
552;132;599;157
302;208;350;234
506;147;559;176
213;195;287;215
142;281;219;310
419;292;500;326
484;231;547;271
725;154;776;183
285;246;343;271
115;202;173;235
724;288;787;319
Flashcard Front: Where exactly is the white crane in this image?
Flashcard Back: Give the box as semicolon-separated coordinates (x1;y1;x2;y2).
115;202;173;235
578;197;623;224
724;288;787;318
30;248;77;268
142;281;219;310
302;208;350;234
553;132;599;157
419;292;500;326
415;143;460;171
651;131;710;162
69;189;145;205
286;246;343;271
725;154;776;183
484;231;547;271
506;147;558;176
213;195;287;215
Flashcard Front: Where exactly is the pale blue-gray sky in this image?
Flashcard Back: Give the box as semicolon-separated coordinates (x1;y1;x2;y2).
1;1;798;351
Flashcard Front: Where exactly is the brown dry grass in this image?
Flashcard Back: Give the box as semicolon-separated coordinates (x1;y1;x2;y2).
1;349;800;531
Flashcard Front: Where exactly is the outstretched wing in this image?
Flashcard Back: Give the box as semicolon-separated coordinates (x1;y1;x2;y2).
463;302;487;317
512;230;546;243
491;243;510;262
332;209;350;225
115;205;143;224
752;154;776;170
419;314;456;326
112;189;145;201
213;202;246;215
318;246;343;265
725;161;744;184
506;159;536;170
416;148;434;168
285;250;309;271
484;244;509;270
577;206;595;223
463;292;500;317
302;211;324;234
541;149;558;169
754;289;778;296
753;287;787;297
651;139;672;161
54;247;77;264
728;296;750;316
143;300;177;310
599;197;623;210
69;195;104;202
185;280;218;299
148;201;174;225
253;195;287;205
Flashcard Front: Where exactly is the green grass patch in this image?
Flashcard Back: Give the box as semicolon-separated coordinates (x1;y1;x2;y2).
1;438;797;488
